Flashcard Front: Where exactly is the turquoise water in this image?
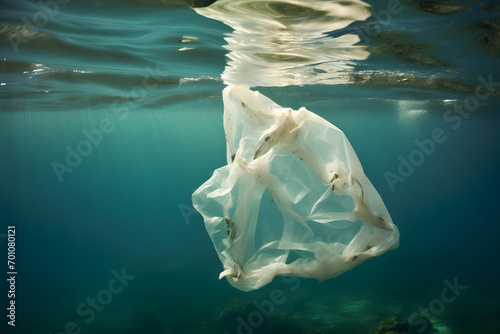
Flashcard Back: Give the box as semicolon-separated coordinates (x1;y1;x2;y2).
1;0;500;333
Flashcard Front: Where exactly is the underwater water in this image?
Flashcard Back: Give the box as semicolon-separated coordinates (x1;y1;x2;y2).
1;0;500;333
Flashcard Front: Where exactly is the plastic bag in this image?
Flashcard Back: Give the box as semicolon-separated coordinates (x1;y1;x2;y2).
192;86;399;291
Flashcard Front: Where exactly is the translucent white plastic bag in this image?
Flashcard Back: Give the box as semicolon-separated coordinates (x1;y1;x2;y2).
192;86;399;291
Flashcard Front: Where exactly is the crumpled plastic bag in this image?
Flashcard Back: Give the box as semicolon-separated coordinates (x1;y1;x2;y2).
192;86;399;291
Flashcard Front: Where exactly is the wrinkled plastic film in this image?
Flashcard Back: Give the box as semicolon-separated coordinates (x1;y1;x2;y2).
193;86;399;291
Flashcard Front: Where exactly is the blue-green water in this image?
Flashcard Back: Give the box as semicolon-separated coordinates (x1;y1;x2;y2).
1;0;500;333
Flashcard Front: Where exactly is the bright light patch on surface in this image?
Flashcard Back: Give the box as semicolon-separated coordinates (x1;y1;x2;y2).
397;100;429;127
